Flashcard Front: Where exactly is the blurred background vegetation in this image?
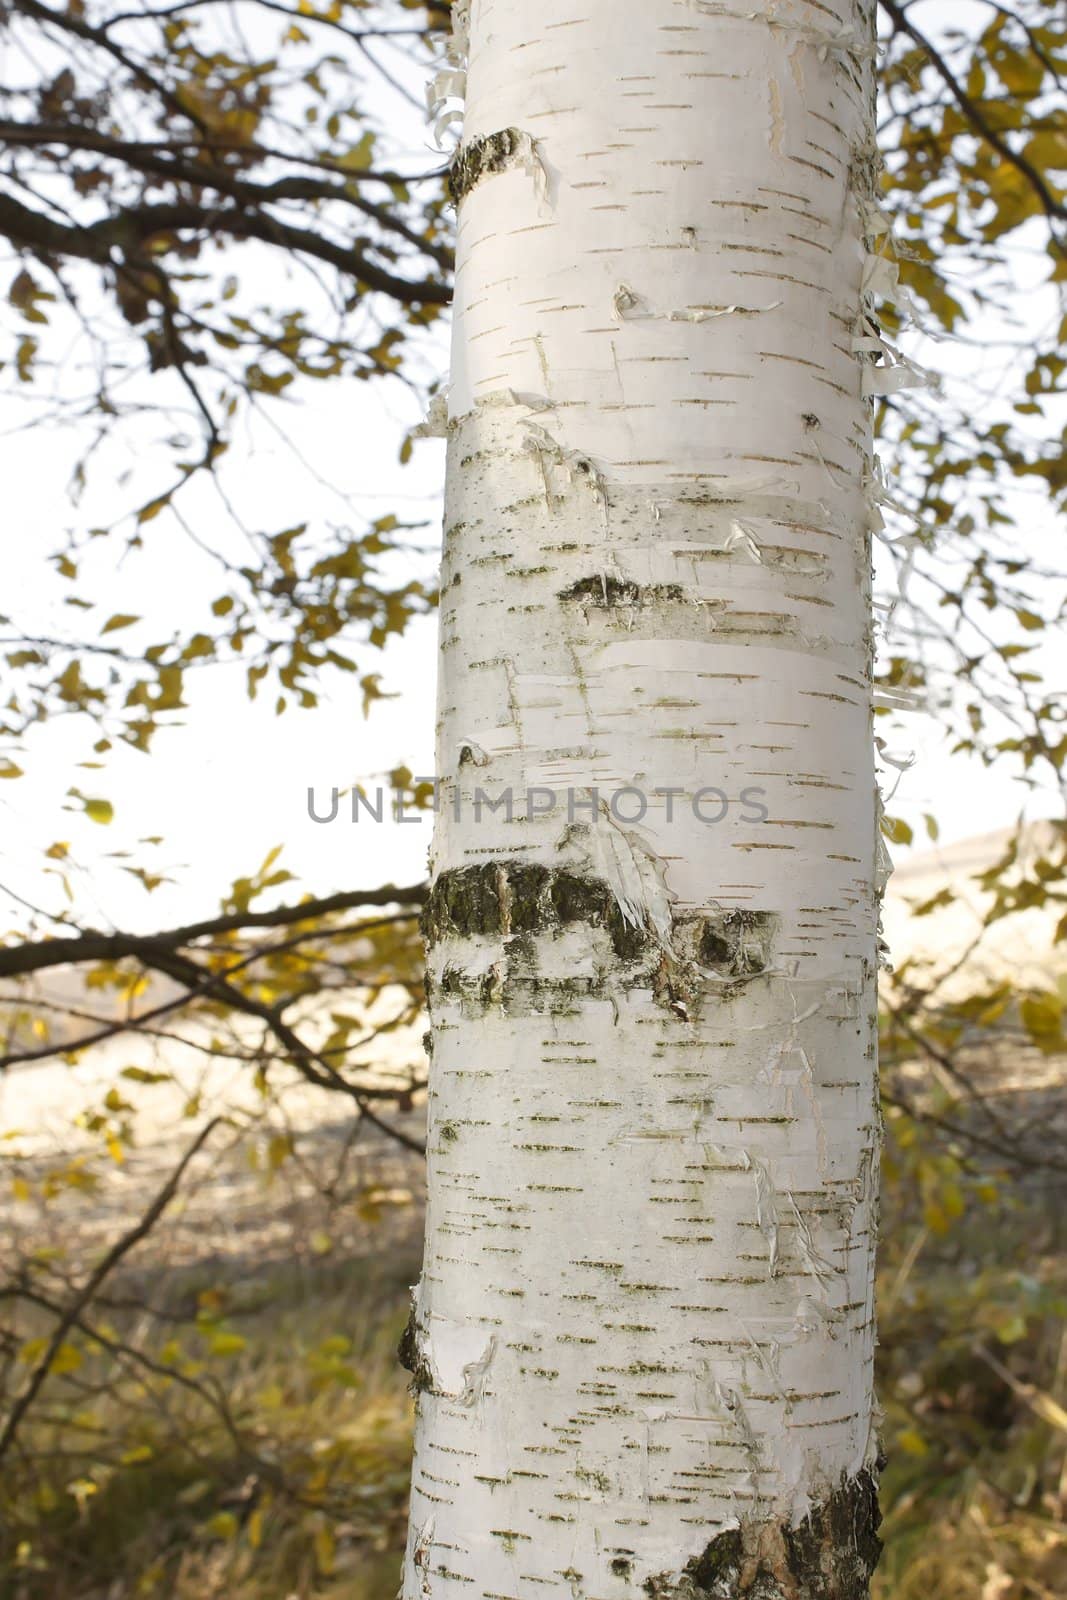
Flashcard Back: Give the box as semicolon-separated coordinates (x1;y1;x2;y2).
0;2;1065;1597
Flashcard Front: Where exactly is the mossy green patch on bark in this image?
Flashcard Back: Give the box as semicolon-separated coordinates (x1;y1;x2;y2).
643;1470;882;1600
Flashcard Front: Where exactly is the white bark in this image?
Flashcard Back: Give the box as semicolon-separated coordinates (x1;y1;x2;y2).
404;2;882;1595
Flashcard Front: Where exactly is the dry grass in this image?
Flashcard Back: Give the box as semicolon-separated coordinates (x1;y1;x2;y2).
1;1249;419;1600
2;1093;1064;1600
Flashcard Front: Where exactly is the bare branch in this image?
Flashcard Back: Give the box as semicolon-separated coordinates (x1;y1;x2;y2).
0;189;452;304
0;881;426;981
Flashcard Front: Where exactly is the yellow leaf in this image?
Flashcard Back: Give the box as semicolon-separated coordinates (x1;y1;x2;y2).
205;1511;239;1541
1021;991;1063;1051
137;497;169;525
268;1133;293;1170
101;614;140;635
314;1524;337;1576
880;815;913;846
1026;131;1067;174
208;1330;248;1357
84;798;114;825
992;43;1045;98
57;664;86;707
51;1343;84;1376
16;335;37;382
338;132;375;171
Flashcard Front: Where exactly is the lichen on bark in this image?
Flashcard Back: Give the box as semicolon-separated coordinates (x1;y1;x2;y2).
397;1295;434;1396
423;861;652;961
644;1472;882;1600
558;576;685;608
424;864;781;1014
699;910;778;978
451;127;532;203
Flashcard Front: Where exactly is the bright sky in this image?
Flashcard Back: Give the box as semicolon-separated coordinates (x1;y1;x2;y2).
1;0;1063;938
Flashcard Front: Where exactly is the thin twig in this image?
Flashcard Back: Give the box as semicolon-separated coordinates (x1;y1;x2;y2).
0;1118;222;1465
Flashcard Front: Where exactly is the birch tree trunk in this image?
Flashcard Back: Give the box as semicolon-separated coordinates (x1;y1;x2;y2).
402;2;883;1596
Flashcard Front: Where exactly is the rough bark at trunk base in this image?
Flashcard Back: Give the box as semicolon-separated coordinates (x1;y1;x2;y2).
643;1472;882;1600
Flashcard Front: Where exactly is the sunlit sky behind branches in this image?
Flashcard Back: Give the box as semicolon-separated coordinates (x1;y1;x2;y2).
0;0;1064;935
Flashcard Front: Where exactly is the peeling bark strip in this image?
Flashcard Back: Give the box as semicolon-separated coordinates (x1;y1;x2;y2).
405;0;881;1596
